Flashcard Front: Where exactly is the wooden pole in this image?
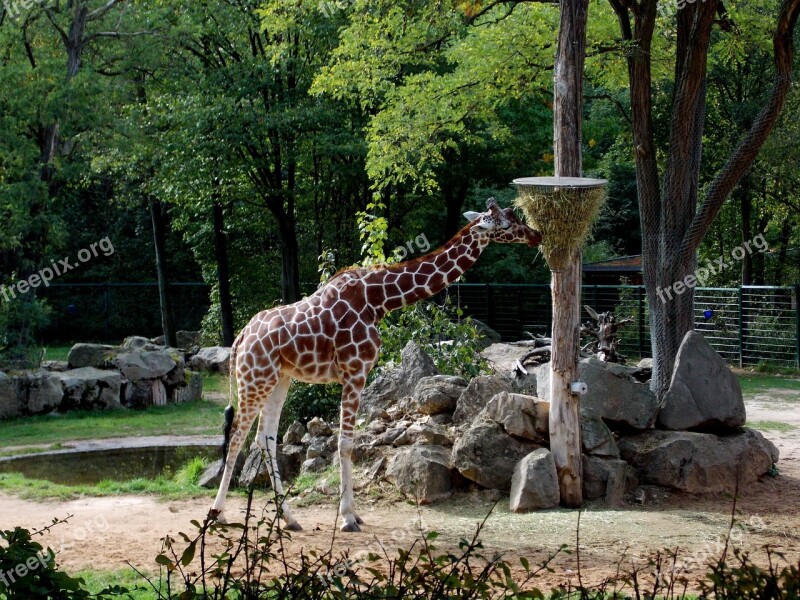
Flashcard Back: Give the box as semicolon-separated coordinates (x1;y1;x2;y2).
550;0;589;507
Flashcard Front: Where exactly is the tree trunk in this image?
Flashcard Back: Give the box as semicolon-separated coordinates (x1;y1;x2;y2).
548;0;589;508
150;198;176;347
213;202;236;346
740;178;753;286
275;208;301;304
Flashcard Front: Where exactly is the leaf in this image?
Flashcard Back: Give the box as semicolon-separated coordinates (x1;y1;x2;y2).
180;542;197;567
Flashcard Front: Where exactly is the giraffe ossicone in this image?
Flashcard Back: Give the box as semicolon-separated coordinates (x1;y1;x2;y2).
209;197;542;532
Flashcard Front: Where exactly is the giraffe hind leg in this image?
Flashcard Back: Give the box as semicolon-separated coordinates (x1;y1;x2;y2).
210;376;276;523
254;376;301;530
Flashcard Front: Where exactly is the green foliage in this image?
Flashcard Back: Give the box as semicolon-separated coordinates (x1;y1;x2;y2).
0;295;50;369
0;521;128;599
281;382;342;434
379;296;489;378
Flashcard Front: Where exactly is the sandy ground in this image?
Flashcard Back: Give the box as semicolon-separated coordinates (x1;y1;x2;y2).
0;390;798;590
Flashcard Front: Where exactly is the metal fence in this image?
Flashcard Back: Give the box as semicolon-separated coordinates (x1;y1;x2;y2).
449;283;800;368
38;283;210;343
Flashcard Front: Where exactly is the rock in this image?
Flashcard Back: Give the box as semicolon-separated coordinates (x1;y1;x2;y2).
199;453;247;489
352;432;379;463
122;381;153;409
366;456;386;479
637;358;653;369
54;368;122;410
385;444;454;504
413;375;468;415
67;343;118;369
537;358;658;430
0;372;23;419
452;375;513;426
367;408;390;423
452;420;536;490
301;457;327;473
480;392;549;441
283;421;306;445
41;360;69;372
472;319;502;348
307;417;333;437
113;350;177;382
239;444;305;487
360;342;438;413
189;347;232;374
174;371;203;403
658;331;746;431
306;437;330;460
373;426;407;446
481;342;536;374
392;422;453;447
618;429;779;494
509;449;560;512
123;336;161;351
581;415;619;458
25;372;64;414
582;456;637;506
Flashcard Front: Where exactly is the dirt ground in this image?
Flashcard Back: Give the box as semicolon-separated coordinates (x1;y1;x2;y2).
1;390;799;590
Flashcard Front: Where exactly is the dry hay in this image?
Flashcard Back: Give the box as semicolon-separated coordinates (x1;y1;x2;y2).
514;186;605;271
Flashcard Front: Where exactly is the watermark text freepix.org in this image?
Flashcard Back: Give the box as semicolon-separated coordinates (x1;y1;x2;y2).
0;237;115;303
656;234;768;304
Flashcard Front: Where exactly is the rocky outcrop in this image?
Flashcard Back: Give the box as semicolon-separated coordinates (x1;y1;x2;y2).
509;449;560;512
582;455;637;506
360;342;438;413
658;331;746;431
452;420;536;490
452;375;513;426
67;344;118;369
188;347;231;374
413;375;467;415
619;429;778;494
55;368;122;410
385;444;455;504
479;392;549;442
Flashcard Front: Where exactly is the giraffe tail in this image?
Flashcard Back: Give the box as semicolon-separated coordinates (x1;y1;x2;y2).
221;404;235;462
221;332;243;462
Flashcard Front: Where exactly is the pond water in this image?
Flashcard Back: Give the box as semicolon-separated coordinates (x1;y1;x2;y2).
0;444;219;485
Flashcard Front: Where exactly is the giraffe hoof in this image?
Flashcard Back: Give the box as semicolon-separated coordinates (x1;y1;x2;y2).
355;514;364;525
341;521;361;533
284;522;303;532
209;510;228;524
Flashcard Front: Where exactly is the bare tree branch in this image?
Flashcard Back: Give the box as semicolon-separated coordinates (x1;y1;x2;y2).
87;0;125;22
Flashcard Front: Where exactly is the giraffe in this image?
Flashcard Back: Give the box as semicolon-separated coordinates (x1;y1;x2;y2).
209;198;542;532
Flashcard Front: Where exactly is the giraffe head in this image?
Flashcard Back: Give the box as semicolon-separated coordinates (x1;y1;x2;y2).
464;198;542;247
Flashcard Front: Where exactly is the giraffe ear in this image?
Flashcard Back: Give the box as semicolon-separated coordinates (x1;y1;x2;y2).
463;211;482;222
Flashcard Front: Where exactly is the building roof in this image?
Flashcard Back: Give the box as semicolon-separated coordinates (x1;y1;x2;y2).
582;255;642;272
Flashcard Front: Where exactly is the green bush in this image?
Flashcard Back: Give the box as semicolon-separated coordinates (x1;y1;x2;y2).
378;296;490;379
280;381;342;434
0;294;50;370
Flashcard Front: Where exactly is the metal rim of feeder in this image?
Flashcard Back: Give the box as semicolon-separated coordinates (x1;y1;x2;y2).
512;176;608;272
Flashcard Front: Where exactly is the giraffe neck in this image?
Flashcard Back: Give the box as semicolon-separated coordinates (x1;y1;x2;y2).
366;224;489;316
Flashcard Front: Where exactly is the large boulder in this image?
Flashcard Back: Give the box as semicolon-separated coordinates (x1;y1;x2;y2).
67;343;118;369
581;415;619;458
385;444;455;504
174;371;204;403
25;372;64;414
509;449;560;512
0;372;23;419
54;368;122;410
537;358;658;430
452;420;536;490
360;342;438;413
452;375;513;426
189;347;232;374
113;350;177;382
479;392;549;442
238;444;305;488
582;455;637;506
618;429;779;494
658;331;745;431
413;375;468;415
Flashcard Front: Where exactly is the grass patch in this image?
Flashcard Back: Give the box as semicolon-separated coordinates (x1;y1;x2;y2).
42;345;74;363
203;373;231;396
737;373;800;396
0;471;215;501
0;400;225;449
748;420;796;433
77;568;155;600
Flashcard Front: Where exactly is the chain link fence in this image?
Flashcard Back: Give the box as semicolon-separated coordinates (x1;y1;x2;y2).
449;283;800;369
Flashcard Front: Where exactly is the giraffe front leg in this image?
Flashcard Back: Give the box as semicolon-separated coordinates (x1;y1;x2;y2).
338;375;365;532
